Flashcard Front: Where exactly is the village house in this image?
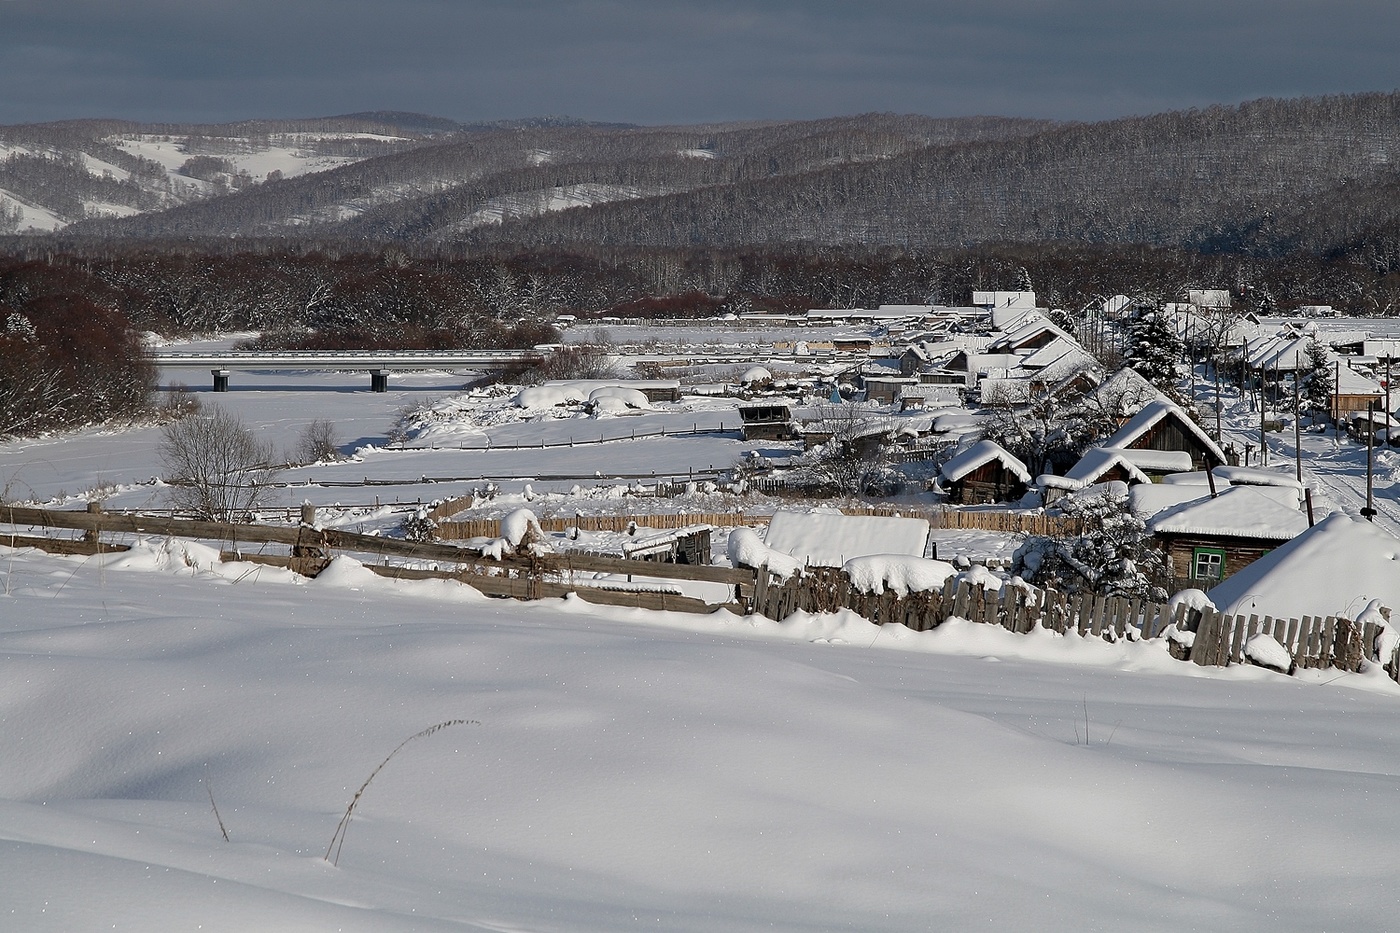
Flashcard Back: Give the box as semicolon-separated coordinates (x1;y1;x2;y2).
1132;484;1309;588
939;440;1031;505
1100;399;1227;471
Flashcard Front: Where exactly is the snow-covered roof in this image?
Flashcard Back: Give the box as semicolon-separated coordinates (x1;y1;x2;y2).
1085;367;1163;419
992;316;1074;352
1334;363;1384;397
1209;514;1400;619
1119;448;1194;472
1133;480;1302;519
1064;447;1152;486
940;440;1031;484
1101;399;1227;465
763;510;930;568
1146;486;1309;542
1211;465;1305;491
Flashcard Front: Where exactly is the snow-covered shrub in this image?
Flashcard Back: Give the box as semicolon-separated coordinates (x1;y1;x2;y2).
401;506;438;543
1012;487;1168;600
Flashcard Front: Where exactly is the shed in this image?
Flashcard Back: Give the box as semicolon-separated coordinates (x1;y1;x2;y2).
738;402;797;441
940;440;1031;505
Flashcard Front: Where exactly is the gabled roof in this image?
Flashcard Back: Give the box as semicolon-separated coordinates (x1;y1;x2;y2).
940;440;1031;484
1209;514;1400;619
1146;485;1308;542
1102;399;1227;465
1064;447;1152;486
1084;367;1163;419
1333;362;1384;397
990;315;1075;352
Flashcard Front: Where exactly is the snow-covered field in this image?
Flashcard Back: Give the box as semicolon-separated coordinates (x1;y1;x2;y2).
6;331;1400;928
5;538;1400;931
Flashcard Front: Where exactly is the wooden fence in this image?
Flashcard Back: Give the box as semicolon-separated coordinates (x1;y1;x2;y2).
750;566;1389;675
3;502;1387;679
431;505;1082;541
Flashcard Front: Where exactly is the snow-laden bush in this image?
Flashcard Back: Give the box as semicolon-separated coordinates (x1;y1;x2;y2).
1012;487;1168;600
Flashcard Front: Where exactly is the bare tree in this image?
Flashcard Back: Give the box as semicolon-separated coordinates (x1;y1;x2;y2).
293;418;342;465
159;405;280;520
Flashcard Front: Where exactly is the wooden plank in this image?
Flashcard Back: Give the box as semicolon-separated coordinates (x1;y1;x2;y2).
1293;617;1313;668
0;532;132;557
1321;617;1338;669
1192;610;1215;666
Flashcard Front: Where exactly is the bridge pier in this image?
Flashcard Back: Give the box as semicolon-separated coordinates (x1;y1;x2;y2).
370;370;390;393
212;369;230;392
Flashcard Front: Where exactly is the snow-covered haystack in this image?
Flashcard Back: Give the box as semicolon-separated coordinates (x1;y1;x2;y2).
844;555;957;596
588;386;650;410
727;526;803;578
514;385;590;409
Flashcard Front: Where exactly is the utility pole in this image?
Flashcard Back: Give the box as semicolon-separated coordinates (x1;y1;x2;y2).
1293;371;1302;483
1365;399;1378;522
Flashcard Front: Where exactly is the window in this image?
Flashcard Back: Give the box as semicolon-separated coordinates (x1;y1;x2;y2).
1192;547;1225;581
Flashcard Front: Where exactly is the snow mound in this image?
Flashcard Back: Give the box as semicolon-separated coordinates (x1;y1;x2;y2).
727;526;803;578
1245;634;1292;672
740;366;771;384
1169;588;1215;614
500;508;543;547
588;386;650;409
590;396;631;415
514;385;589;408
844;555;957;596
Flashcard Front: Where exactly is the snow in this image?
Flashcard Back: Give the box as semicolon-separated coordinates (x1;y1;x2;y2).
844;554;957;595
763;510;930;568
514;384;590;408
940;439;1031;484
725;525;802;577
500;507;542;546
1245;633;1294;671
740;365;772;384
588;386;650;409
1209;514;1400;619
1146;485;1310;541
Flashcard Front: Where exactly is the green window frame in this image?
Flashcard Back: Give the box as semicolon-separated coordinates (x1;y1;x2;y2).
1191;547;1226;581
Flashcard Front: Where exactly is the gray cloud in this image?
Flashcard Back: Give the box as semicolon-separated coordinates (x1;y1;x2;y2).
2;0;1397;126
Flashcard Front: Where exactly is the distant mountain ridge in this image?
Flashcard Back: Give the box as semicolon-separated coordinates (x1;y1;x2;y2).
5;95;1400;268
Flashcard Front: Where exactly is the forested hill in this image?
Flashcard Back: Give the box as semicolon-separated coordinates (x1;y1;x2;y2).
8;95;1400;270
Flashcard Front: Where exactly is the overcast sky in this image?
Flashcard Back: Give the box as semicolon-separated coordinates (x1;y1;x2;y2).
2;0;1397;128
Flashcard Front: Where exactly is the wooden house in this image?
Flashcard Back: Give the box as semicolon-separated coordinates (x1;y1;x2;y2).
1134;485;1308;588
1101;399;1226;472
940;440;1031;505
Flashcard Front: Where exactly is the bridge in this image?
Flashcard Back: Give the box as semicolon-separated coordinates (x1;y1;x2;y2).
151;349;548;392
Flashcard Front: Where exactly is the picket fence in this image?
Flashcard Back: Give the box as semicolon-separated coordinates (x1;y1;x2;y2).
750;566;1388;675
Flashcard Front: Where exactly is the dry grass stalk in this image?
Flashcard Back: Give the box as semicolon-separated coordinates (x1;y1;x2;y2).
325;718;477;866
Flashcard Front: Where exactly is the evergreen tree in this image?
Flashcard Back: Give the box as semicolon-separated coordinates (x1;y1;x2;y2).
1301;340;1333;422
1125;309;1185;392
